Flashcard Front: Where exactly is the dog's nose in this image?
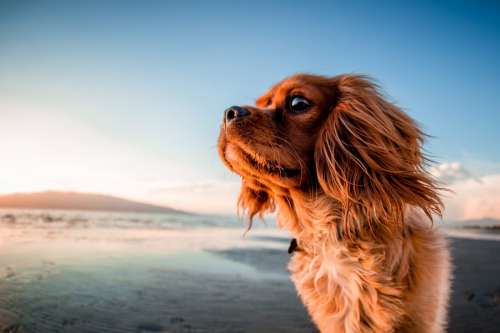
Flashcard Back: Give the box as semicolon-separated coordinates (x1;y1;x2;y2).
224;106;250;124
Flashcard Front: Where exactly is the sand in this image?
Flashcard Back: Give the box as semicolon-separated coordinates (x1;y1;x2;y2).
0;225;499;333
447;238;500;333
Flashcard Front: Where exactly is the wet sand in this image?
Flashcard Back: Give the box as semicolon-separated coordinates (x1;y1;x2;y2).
447;238;500;333
0;226;316;333
0;225;499;333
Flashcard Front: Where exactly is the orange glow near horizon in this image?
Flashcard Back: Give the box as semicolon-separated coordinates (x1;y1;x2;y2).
0;103;240;214
1;102;499;219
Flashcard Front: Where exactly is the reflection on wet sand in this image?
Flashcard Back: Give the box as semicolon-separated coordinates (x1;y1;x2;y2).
0;210;315;333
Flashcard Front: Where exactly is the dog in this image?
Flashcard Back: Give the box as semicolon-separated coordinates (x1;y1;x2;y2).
217;74;451;333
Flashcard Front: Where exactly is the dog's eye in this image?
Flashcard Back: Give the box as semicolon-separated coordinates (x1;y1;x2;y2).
288;96;311;113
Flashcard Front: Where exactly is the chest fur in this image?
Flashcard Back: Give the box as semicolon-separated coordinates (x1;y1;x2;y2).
288;243;404;333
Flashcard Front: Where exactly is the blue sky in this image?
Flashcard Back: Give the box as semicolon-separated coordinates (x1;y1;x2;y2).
1;1;499;215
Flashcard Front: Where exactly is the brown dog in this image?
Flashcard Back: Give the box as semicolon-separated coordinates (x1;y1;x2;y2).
217;74;450;333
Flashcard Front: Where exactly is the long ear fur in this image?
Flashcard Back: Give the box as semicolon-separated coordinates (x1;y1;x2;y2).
238;180;275;222
315;75;442;236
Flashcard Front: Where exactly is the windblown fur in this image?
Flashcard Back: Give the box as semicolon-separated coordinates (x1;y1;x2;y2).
217;74;451;333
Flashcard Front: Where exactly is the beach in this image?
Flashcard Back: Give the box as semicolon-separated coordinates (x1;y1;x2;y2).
0;210;499;333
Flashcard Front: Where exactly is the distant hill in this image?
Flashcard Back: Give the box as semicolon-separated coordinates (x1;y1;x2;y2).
0;191;186;214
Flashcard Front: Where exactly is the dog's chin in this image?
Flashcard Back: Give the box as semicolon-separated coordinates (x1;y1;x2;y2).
223;142;301;181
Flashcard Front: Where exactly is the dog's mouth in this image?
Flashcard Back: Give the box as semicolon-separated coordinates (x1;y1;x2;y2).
222;140;300;178
240;149;301;178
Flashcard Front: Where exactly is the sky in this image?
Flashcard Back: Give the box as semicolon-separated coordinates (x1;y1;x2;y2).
0;0;499;218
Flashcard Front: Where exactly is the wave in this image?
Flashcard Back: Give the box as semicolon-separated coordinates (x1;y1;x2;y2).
0;208;243;230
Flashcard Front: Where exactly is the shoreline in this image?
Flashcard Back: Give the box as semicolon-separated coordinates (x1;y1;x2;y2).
0;225;499;333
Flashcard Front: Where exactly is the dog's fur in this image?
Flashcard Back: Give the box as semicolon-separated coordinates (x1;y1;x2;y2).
217;74;451;333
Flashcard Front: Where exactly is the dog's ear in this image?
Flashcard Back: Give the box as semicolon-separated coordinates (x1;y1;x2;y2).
314;75;442;235
237;180;275;222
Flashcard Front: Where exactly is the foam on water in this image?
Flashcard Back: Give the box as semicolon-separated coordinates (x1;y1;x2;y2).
0;208;242;230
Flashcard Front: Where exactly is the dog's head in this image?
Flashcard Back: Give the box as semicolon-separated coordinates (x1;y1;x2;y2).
218;74;441;232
